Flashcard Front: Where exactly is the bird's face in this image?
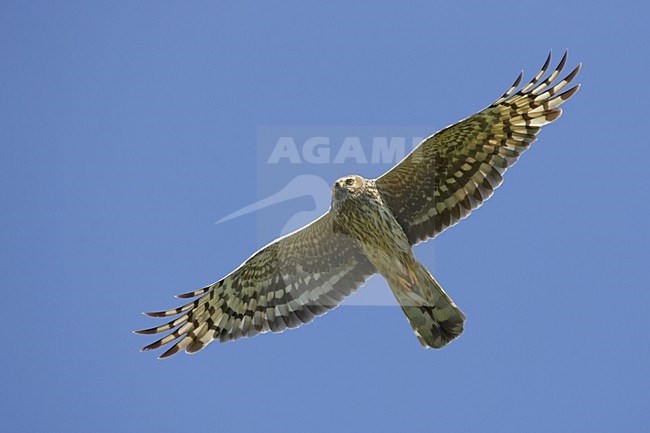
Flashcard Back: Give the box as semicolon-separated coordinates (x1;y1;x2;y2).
332;175;365;201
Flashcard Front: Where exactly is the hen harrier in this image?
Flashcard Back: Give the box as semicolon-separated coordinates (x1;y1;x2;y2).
136;52;580;358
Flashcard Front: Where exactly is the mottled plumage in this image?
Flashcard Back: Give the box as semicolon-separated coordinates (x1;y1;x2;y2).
136;52;580;358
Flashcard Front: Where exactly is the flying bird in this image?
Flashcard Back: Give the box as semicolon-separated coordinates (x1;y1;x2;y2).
136;52;581;358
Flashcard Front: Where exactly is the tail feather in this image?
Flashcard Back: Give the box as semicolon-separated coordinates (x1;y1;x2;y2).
389;260;466;349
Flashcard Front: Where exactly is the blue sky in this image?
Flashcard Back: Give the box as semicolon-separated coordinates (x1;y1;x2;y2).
1;1;648;432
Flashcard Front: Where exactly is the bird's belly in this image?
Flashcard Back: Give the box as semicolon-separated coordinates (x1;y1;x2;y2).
350;208;413;277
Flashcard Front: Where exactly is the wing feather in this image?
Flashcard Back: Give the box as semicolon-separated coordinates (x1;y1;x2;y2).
376;52;581;245
135;212;376;358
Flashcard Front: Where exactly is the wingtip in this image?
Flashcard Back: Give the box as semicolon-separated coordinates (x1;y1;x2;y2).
561;84;581;100
140;342;155;352
546;108;563;122
133;327;156;335
141;341;162;352
175;286;211;299
143;311;163;317
157;349;177;360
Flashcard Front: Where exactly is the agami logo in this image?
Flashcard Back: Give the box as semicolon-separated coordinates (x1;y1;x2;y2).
217;129;427;236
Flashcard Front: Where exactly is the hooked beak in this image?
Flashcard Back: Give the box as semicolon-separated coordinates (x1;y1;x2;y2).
333;181;347;199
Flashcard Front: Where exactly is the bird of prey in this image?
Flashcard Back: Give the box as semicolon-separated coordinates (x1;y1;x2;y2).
136;52;581;358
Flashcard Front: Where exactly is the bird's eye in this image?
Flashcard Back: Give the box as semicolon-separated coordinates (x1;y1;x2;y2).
345;178;354;186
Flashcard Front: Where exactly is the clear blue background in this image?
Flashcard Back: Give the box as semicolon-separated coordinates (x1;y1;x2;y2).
1;2;648;432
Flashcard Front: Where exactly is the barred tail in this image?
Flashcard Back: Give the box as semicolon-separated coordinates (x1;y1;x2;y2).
389;260;466;348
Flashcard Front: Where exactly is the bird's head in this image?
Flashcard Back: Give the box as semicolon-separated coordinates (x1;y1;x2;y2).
332;175;366;202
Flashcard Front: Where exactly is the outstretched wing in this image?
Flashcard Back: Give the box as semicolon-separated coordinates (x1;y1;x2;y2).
135;212;375;358
376;52;581;245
